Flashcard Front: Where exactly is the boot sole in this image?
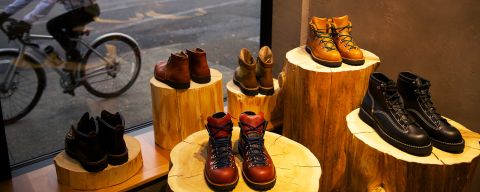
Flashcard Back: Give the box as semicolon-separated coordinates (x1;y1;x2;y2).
66;149;108;172
259;85;274;95
342;57;365;66
305;46;342;68
358;108;432;156
233;78;258;96
431;138;465;154
237;141;276;190
191;75;211;84
154;74;190;89
108;149;129;165
204;170;238;191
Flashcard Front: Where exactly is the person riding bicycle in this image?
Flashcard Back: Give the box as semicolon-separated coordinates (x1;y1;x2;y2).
0;0;100;75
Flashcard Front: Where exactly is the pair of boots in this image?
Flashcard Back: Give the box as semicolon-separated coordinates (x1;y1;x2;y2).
65;111;128;172
154;48;211;89
204;111;276;191
306;15;364;67
233;46;274;96
360;72;464;156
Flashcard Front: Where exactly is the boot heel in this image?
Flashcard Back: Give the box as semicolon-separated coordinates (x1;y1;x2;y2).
191;75;211;84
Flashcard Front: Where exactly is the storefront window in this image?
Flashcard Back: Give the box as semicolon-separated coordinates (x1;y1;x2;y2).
1;0;260;166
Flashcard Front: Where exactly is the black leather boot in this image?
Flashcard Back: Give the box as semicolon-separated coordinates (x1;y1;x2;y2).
97;110;129;165
397;72;464;153
65;112;108;172
359;72;432;156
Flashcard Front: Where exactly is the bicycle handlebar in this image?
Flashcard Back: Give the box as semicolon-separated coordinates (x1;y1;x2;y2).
1;18;39;48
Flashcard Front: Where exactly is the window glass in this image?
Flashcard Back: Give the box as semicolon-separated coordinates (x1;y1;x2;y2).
0;0;260;165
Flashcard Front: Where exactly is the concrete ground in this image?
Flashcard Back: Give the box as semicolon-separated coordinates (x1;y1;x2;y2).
0;0;260;164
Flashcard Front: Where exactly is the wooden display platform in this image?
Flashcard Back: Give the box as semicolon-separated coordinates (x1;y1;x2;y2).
54;136;143;190
0;130;170;192
168;127;321;192
150;69;224;150
345;108;480;191
280;46;380;191
226;79;280;130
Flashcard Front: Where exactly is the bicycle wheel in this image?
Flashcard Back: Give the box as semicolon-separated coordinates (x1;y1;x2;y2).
0;50;46;125
82;33;141;98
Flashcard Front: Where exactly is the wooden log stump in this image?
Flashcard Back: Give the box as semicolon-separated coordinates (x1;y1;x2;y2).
168;127;321;192
345;108;480;191
150;69;223;150
226;80;280;130
54;135;143;190
281;46;380;191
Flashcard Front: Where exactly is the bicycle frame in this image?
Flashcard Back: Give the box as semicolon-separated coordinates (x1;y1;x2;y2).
1;33;117;90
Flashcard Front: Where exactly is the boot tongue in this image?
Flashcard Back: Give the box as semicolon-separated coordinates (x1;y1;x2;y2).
311;17;329;32
332;15;350;28
207;113;232;139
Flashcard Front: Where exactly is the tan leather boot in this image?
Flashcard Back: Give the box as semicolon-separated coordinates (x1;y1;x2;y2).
306;16;342;67
331;15;365;65
256;46;274;95
154;52;190;89
234;48;258;96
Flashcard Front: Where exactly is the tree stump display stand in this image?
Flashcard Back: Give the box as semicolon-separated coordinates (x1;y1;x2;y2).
54;135;143;190
345;108;480;191
168;127;321;192
150;69;223;150
226;80;280;131
281;46;380;191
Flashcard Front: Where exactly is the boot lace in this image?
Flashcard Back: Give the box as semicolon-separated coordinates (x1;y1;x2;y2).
310;23;336;51
206;122;233;168
334;24;358;50
414;80;447;126
240;121;268;167
381;82;415;127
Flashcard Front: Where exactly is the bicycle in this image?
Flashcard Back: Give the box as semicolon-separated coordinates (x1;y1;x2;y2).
0;19;141;125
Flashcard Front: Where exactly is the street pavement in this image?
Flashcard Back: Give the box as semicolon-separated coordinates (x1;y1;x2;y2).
0;0;260;164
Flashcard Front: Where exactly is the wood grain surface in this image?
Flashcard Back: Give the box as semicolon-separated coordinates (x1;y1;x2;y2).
150;69;224;150
168;127;321;192
345;108;480;191
226;79;280;130
281;46;380;191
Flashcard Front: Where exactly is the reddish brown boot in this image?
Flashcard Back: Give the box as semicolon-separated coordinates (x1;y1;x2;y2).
331;15;365;65
306;16;342;67
238;111;276;191
154;52;190;89
186;48;211;84
204;112;239;191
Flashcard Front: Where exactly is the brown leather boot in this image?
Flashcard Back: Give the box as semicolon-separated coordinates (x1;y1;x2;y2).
186;48;211;84
234;48;259;96
238;111;276;191
306;16;342;67
256;46;274;95
331;15;365;65
204;112;239;191
154;52;190;89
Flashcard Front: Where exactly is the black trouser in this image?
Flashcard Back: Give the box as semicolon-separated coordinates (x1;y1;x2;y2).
46;4;100;62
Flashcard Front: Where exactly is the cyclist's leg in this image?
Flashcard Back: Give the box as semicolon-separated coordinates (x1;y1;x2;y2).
46;4;100;72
